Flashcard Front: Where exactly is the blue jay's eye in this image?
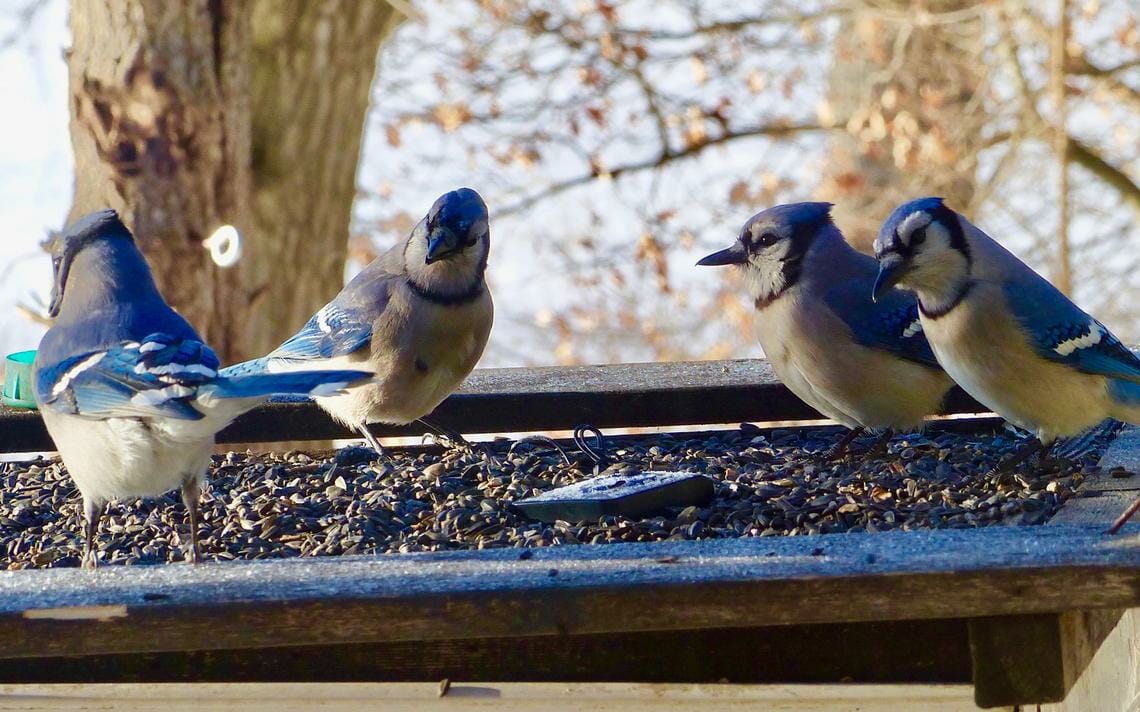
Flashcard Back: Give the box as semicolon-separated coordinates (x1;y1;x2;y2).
911;227;927;246
757;232;780;247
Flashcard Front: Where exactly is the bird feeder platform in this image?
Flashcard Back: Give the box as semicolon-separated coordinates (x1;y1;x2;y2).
0;359;1138;710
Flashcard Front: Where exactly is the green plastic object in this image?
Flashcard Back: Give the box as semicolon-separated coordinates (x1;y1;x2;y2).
2;350;38;409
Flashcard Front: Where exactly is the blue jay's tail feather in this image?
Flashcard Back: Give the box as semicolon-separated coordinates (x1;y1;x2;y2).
217;357;272;378
1109;379;1140;424
199;370;370;402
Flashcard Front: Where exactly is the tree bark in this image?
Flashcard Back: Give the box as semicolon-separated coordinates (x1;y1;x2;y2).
67;0;402;362
243;0;403;360
821;1;985;250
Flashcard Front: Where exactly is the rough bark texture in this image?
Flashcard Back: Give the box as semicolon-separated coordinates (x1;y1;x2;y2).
243;0;403;360
68;0;252;358
67;0;402;362
820;2;985;250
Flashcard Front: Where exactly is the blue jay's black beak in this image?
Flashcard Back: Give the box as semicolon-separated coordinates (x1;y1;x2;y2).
873;253;909;302
425;226;459;264
48;289;62;318
48;260;66;318
697;243;747;267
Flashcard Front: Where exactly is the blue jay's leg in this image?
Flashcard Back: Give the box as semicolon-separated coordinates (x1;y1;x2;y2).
180;480;203;564
418;417;501;467
82;498;106;570
357;425;385;457
821;427;865;461
859;429;895;461
991;437;1051;479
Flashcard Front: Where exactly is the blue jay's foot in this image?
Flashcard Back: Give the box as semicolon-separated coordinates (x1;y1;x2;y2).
81;499;106;570
858;429;895;462
820;427;865;462
181;481;203;564
988;438;1050;482
356;425;386;459
418;418;502;468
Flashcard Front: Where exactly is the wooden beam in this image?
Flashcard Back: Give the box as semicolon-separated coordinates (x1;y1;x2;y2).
969;610;1123;707
0;682;982;711
0;359;987;453
0;619;971;684
968;426;1139;708
0;524;1138;660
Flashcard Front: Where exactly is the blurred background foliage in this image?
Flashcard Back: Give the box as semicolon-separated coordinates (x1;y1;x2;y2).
3;0;1138;367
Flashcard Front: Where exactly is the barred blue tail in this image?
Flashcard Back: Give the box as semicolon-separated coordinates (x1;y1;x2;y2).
218;357;272;378
202;369;370;400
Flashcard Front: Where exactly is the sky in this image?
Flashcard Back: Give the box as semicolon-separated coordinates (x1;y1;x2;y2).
0;0;69;356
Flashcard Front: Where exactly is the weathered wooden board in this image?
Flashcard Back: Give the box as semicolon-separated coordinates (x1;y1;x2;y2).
967;425;1139;708
0;524;1137;660
0;359;987;452
0;682;982;712
0;619;971;684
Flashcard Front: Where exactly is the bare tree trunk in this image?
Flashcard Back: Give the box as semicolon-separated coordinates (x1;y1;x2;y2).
243;0;403;360
820;1;986;251
68;0;252;358
67;0;402;362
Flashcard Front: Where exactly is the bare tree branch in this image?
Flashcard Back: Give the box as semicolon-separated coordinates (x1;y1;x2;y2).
498;122;833;216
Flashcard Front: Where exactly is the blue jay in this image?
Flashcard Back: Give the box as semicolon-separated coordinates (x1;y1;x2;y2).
698;202;953;458
222;188;493;455
34;210;370;567
873;197;1140;470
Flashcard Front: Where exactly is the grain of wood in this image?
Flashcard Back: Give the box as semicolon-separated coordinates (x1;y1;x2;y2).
0;682;980;711
0;525;1139;659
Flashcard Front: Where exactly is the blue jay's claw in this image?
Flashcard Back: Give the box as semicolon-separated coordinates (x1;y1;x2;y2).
819;427;864;462
988;438;1050;481
859;429;895;461
872;254;908;302
696;242;748;266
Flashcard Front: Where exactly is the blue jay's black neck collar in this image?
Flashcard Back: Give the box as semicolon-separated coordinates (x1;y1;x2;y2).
406;273;487;306
919;280;973;319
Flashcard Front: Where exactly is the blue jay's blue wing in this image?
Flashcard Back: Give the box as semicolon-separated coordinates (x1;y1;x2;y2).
36;332;220;420
825;283;940;368
1001;279;1140;384
270;303;375;361
264;269;396;363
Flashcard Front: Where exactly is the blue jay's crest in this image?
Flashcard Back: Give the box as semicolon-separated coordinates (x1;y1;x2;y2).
428;188;488;244
48;209;137;317
738;202;834;262
420;187;491;266
875;197;968;259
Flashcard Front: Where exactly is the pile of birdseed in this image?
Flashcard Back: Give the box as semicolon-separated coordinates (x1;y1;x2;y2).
0;423;1117;568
